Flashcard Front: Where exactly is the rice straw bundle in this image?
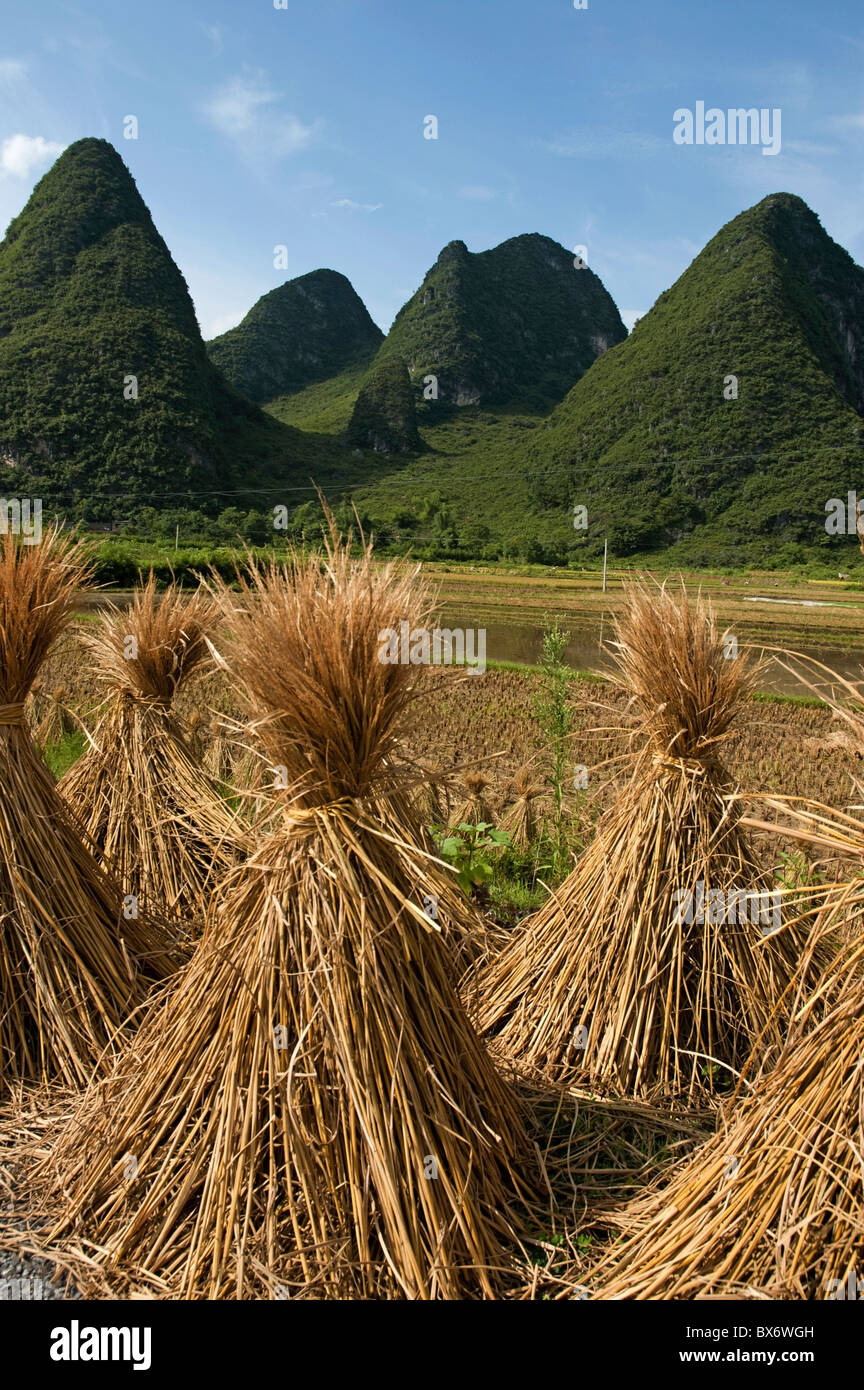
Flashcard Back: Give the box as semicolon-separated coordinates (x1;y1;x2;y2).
36;537;538;1298
471;582;819;1098
586;923;864;1299
0;529;176;1089
201;715;236;785
410;762;450;829
500;766;546;850
741;651;864;943
27;680;78;749
227;730;275;822
59;577;241;922
452;770;495;826
185;705;205;757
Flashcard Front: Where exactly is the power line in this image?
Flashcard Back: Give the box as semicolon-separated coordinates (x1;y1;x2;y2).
12;439;863;504
8;485;327;501
564;441;862;473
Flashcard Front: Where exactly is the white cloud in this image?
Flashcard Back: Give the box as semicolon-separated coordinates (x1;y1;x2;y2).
200;23;223;54
0;134;65;179
202;68;319;159
826;112;864;131
716;145;864;264
330;197;382;213
204;72;274;134
459;184;497;201
0;59;27;86
542;128;668;160
272;115;319;156
826;30;864;53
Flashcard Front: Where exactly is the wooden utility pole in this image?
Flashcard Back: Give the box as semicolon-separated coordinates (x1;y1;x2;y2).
602;538;608;593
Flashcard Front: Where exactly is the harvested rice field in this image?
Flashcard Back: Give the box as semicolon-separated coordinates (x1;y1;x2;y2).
2;544;863;1313
31;632;864;824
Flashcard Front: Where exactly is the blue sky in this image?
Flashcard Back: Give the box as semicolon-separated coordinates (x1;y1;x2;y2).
1;0;862;338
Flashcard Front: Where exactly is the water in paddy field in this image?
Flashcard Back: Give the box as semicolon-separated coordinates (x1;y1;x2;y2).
439;612;864;698
78;592;864;699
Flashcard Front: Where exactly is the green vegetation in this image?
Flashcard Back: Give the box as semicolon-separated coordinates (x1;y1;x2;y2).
373;233;626;413
41;729;86;780
0;139;231;500
266;361;372;433
776;848;825;891
488;840;556;923
432;821;510;897
329;404;558;561
346;356;421;454
207;269;383;404
488;830;581;925
528;193;864;566
0;138;346;525
4;149;863;572
306;195;864;569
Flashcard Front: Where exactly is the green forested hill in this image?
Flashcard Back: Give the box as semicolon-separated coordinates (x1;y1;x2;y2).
0;138;324;520
371;233;627;412
207;269;383;404
263;198;864;568
346;357;421;453
526;193;864;563
4;151;863;569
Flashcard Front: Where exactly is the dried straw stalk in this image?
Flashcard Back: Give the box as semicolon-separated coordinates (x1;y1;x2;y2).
742;649;864;939
471;582;821;1099
586;921;863;1299
35;536;539;1298
59;576;242;923
575;652;864;1298
451;771;495;827
500;766;546;850
27;679;79;749
0;530;176;1089
409;763;450;830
